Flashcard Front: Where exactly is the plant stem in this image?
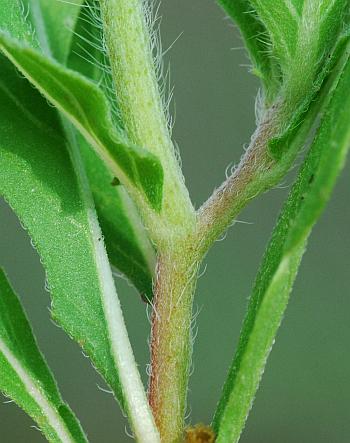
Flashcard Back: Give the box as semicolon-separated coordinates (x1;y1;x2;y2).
149;243;199;442
195;98;313;255
99;1;198;439
196;107;279;255
99;0;195;245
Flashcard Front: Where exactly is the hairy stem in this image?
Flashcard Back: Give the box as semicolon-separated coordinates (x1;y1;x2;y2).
195;92;318;256
99;1;198;439
99;0;195;244
149;243;199;442
196;107;279;255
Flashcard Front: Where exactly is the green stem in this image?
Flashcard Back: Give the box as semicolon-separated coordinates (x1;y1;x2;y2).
99;1;198;439
99;0;195;245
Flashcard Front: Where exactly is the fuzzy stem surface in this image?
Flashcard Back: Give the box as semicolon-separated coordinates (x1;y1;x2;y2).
99;1;198;440
99;0;195;245
149;243;199;443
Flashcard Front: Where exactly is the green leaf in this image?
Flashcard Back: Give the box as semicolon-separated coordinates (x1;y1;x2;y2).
285;0;348;90
22;0;84;63
67;0;108;84
0;268;88;443
0;32;164;211
79;134;156;300
0;53;122;404
216;0;281;98
269;31;350;160
0;0;37;46
67;4;156;299
249;0;299;66
223;0;348;106
0;56;159;441
247;0;346;73
213;52;350;443
20;0;156;298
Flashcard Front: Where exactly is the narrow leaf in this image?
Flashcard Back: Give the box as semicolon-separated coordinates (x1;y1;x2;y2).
216;0;281;98
213;53;350;443
0;57;159;442
0;32;163;211
67;6;156;299
0;269;87;443
269;31;350;160
248;0;299;65
79;134;156;300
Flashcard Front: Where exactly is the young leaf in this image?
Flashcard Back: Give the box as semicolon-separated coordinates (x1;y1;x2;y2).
213;52;350;443
269;31;350;161
248;0;299;66
0;32;164;212
285;0;348;90
216;0;281;98
0;269;88;443
67;0;109;85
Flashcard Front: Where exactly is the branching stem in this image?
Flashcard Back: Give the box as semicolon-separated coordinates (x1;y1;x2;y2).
196;106;280;255
98;1;316;441
99;1;198;441
99;0;195;246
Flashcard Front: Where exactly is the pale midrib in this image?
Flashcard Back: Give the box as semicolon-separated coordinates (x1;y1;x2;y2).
63;100;160;443
17;3;160;440
0;338;73;443
118;187;156;276
87;203;160;443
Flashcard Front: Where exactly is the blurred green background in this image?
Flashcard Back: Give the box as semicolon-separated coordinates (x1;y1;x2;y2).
1;1;349;442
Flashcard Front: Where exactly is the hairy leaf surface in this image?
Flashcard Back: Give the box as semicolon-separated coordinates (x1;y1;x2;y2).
216;0;281;98
0;269;87;443
249;0;299;65
270;32;350;161
0;55;126;405
213;53;350;443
